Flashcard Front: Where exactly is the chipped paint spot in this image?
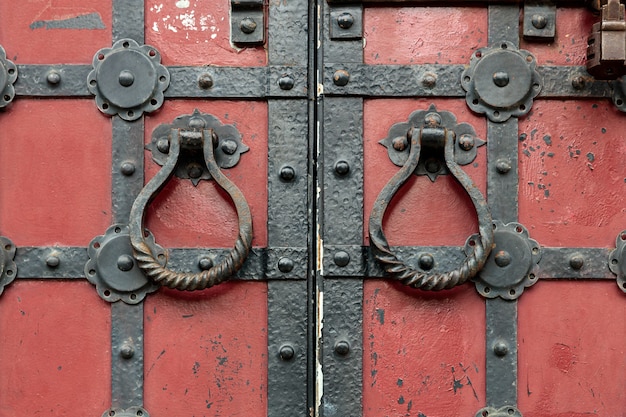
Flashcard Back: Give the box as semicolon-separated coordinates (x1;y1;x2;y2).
152;22;159;32
586;152;595;163
150;4;164;13
176;0;190;8
375;308;385;324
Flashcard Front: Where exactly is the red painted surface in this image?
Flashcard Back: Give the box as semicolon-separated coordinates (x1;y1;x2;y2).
519;282;626;416
0;100;112;246
144;282;268;416
0;281;111;416
0;0;111;64
518;100;626;247
145;0;266;67
364;7;488;65
143;100;269;415
363;98;487;417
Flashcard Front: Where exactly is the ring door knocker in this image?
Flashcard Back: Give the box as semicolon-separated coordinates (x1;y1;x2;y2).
129;111;252;291
369;106;494;290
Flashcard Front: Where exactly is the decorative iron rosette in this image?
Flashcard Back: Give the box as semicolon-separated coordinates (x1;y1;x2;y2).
146;109;249;185
0;45;17;108
378;104;485;182
465;221;541;300
609;230;626;292
87;38;169;121
85;224;165;304
0;237;17;296
462;41;542;122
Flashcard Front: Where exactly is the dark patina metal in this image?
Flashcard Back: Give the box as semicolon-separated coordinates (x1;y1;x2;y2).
130;125;252;291
587;0;626;79
0;237;17;296
462;42;542;122
378;105;485;181
147;110;249;185
87;38;169;120
329;5;363;40
467;221;541;300
613;77;626;111
475;405;522;417
103;406;149;417
0;45;17;108
230;0;265;45
85;224;164;304
369;105;494;290
609;230;626;291
523;1;557;41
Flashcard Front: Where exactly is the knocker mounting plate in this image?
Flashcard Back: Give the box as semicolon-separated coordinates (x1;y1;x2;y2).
462;42;542;122
0;237;17;297
379;104;486;182
465;221;541;300
87;38;169;121
609;230;626;292
85;224;165;304
0;45;17;108
613;78;626;112
147;109;249;185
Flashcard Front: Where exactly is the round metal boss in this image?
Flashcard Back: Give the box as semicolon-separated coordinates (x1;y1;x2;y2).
88;39;170;121
462;42;542;122
466;221;541;300
85;224;165;304
0;45;18;108
609;230;626;292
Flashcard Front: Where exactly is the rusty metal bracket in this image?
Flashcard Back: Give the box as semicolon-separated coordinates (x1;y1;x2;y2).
369;105;494;290
147;110;249;185
0;45;17;108
523;1;557;41
379;105;486;182
329;5;363;40
609;230;626;291
475;405;522;417
231;0;265;46
130;122;253;291
462;42;542;122
87;38;169;120
466;221;541;300
85;224;164;304
0;237;17;296
102;406;149;417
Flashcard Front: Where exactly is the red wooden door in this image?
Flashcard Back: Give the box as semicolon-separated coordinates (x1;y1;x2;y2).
1;1;625;417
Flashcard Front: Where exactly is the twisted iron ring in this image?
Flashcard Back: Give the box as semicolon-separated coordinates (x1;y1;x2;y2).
369;128;494;290
129;129;252;291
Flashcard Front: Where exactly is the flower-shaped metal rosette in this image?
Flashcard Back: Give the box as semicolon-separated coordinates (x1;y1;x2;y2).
379;104;485;181
465;221;541;300
87;38;170;121
612;78;626;112
609;230;626;292
0;237;17;296
85;224;165;304
462;41;542;122
147;109;249;186
0;45;17;108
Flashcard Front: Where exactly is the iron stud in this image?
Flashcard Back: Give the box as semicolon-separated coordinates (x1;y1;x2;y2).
422;72;437;88
531;14;548;29
280;166;296;182
493;71;510;87
424;158;442;174
392;136;408;152
569;254;584;270
187;163;203;179
221;139;238;155
496;158;512;174
278;257;294;273
334;340;350;356
494;250;512;267
418;254;435;270
240;17;257;34
334;160;350;176
458;134;475;151
156;138;170;154
198;257;213;271
121;162;136;176
198;73;213;90
46;70;61;85
337;13;354;29
334;251;350;267
494;341;508;356
278;75;295;90
117;255;135;272
46;255;60;268
120;343;135;359
279;345;295;361
118;70;135;87
333;70;350;86
572;76;585;90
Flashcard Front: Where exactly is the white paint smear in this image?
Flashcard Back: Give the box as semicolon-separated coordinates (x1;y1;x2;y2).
175;0;190;8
